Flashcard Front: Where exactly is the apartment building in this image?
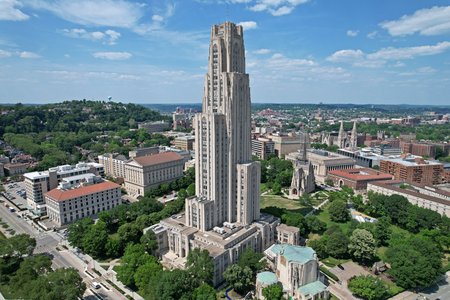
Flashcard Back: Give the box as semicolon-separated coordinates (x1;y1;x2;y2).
251;137;275;160
380;155;444;185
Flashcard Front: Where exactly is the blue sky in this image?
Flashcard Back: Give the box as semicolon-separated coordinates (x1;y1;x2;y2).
0;0;450;105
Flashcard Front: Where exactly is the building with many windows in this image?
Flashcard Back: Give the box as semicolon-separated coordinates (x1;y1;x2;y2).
173;135;195;151
45;175;121;226
124;151;184;197
380;155;444;185
251;137;275;160
328;168;393;191
24;162;104;216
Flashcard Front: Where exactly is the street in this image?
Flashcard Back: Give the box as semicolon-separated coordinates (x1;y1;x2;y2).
0;195;125;300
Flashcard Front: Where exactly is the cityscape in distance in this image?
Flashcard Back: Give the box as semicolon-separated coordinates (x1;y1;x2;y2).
1;1;450;300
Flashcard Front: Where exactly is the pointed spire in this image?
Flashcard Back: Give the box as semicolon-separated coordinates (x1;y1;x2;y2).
337;121;345;148
351;121;358;149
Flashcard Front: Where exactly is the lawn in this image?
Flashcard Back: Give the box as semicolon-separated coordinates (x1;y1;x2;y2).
0;230;5;239
260;194;305;210
315;205;352;234
322;257;350;268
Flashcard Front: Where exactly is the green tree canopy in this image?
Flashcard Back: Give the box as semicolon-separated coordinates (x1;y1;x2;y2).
348;275;389;300
348;229;376;264
191;283;217;300
262;283;283;300
328;200;350;223
187;248;214;286
223;264;253;294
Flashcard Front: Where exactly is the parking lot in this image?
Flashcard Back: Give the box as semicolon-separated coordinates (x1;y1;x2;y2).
2;181;28;210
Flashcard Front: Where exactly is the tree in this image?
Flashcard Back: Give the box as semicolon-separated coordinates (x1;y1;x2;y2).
140;230;158;254
306;216;327;234
326;229;349;259
116;244;152;288
145;269;194;300
117;222;142;246
237;248;265;273
328;200;350;223
134;259;162;292
272;182;282;195
187;248;214;285
374;216;391;246
0;234;36;258
187;183;196;197
308;237;328;259
348;275;389;300
82;221;108;258
262;283;283;300
386;236;443;290
223;264;253;294
105;236;122;258
348;229;376;264
191;283;216;300
67;218;94;250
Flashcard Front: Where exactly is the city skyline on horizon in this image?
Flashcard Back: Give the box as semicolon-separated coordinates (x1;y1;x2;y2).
1;1;450;105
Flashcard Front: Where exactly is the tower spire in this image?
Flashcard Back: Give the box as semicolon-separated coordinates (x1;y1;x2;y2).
337;121;346;148
350;121;358;149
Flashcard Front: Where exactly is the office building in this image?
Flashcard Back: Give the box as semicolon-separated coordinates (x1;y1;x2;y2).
138;121;170;133
45;175;121;226
269;133;302;158
252;137;275;160
173;135;195;151
98;153;128;178
124;152;184;197
24;162;104;216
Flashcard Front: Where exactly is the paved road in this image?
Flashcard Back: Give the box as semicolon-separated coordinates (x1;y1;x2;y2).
420;271;450;300
0;198;123;300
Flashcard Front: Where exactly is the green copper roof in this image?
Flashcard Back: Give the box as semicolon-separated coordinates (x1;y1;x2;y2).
298;280;327;296
269;244;316;264
256;271;278;285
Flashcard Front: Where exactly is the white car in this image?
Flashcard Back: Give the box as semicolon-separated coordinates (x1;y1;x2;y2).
91;281;101;289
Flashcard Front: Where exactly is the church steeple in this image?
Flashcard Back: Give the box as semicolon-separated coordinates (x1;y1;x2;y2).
350;121;358;149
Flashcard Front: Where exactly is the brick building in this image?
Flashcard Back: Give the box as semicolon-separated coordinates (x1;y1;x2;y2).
328;168;393;191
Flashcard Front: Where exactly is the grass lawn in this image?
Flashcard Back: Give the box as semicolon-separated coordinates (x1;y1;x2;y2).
382;277;404;297
322;257;350;268
261;194;305;210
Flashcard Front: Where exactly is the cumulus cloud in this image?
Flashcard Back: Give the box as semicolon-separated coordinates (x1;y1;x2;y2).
237;21;258;30
0;0;29;21
381;6;450;36
249;0;309;16
367;31;378;39
92;51;132;60
62;28;121;45
346;30;359;37
327;41;450;68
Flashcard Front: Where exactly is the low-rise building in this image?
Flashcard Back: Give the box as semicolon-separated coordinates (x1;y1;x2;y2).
291;149;355;184
4;163;28;175
45;175;121;226
337;148;383;168
367;180;450;217
173;135;195;151
380;155;444;185
252;137;275;160
269;133;302;158
328;168;393;191
138;121;170;133
124;152;184;197
24;162;104;216
128;147;159;159
276;224;300;245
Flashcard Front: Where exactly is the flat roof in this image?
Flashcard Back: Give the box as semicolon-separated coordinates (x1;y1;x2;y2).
45;180;120;202
298;280;327;296
24;171;49;180
381;156;442;167
257;271;278;285
329;168;393;181
268;244;316;264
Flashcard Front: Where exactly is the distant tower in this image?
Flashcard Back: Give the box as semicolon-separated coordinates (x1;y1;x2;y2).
336;121;348;148
289;132;315;199
350;121;358;149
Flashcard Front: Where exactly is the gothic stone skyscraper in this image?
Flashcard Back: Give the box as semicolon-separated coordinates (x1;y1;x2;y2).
186;22;260;229
153;22;280;286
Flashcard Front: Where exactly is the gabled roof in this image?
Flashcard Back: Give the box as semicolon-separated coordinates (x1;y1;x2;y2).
45;180;120;202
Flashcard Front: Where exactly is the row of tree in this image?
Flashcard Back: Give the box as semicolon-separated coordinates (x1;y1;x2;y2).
0;234;85;299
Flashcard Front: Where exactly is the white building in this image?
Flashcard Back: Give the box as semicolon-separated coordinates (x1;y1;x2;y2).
45;175;121;226
24;162;104;216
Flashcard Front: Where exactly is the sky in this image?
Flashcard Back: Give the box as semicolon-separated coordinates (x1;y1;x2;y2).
0;0;450;105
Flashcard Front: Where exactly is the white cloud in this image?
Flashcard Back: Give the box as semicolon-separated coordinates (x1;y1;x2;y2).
237;21;258;30
327;41;450;68
18;51;40;58
26;0;145;28
381;6;450;36
253;48;271;54
327;49;364;63
249;0;309;16
92;51;132;60
0;49;12;58
62;28;121;45
346;30;359;37
0;0;29;21
367;31;378;39
367;41;450;60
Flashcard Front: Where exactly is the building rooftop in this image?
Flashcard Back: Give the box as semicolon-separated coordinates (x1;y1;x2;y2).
329;168;393;181
129;152;183;167
257;271;278;285
45;180;120;202
381;155;442;167
297;280;327;296
268;244;316;264
24;171;49;180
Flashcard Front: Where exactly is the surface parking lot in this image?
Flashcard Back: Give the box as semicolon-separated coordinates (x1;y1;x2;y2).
2;181;28;210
